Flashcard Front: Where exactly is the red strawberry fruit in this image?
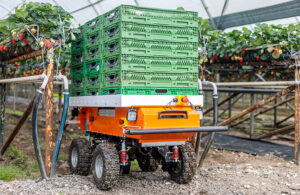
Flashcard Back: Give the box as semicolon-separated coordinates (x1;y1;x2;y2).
31;28;36;34
26;48;30;53
225;54;229;60
18;33;24;41
4;45;8;52
256;56;260;61
12;38;16;45
242;48;246;55
239;58;243;62
24;39;28;45
0;46;3;52
14;51;18;56
44;40;51;48
274;48;278;54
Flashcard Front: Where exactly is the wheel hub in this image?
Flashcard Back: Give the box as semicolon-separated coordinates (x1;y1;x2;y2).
71;147;79;168
95;154;104;179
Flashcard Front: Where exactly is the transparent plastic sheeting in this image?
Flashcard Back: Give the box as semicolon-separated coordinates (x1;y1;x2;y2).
0;0;299;29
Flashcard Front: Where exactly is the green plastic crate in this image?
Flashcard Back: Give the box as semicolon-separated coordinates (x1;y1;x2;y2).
70;89;86;97
101;87;199;95
86;87;101;96
103;22;198;42
101;71;198;88
103;5;198;27
71;64;86;78
102;38;198;57
84;31;102;47
71;51;85;66
71;76;86;90
102;54;197;73
84;16;103;35
85;74;101;89
71;39;85;53
74;25;85;40
84;44;102;62
85;59;102;75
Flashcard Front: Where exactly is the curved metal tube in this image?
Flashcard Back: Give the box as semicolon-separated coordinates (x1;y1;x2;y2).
0;74;47;84
50;75;69;177
198;80;219;167
32;74;48;179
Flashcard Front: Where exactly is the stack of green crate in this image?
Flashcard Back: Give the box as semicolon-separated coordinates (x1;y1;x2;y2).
70;5;199;96
70;25;86;96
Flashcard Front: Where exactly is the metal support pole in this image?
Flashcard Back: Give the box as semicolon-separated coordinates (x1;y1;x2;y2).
274;98;277;127
250;93;255;138
0;64;6;146
204;93;239;115
13;84;17;111
45;48;55;176
228;92;232;118
219;93;243;118
58;85;62;121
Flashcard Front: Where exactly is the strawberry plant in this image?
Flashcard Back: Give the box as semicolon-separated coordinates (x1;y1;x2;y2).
198;18;300;65
0;2;73;77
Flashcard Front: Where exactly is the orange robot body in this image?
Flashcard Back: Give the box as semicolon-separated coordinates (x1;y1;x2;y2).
77;105;200;143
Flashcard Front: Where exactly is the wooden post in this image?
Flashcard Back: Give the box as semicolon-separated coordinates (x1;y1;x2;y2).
275;113;294;126
231;97;294;127
203;93;239;115
219;85;294;126
254;125;294;140
0;96;35;156
45;48;55;176
294;55;300;164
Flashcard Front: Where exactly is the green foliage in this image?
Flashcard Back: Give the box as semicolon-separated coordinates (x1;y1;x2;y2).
68;133;79;140
5;145;28;167
0;166;21;181
176;7;185;11
130;160;140;171
58;154;69;161
6;108;24;117
199;18;300;60
0;2;73;39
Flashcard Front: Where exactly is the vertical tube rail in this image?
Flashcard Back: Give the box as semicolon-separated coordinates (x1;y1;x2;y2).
50;75;69;177
198;80;218;167
0;64;6;147
32;74;48;180
195;80;203;157
250;93;255;138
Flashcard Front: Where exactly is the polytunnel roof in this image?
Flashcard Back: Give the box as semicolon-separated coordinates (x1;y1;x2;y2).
0;0;299;30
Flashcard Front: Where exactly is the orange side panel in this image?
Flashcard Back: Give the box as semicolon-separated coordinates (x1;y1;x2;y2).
77;106;200;143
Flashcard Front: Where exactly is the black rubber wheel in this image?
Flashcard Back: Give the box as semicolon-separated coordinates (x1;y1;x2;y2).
92;142;120;190
168;143;197;184
69;138;93;176
120;161;131;175
136;153;158;172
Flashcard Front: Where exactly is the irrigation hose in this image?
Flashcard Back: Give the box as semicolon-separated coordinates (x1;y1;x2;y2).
32;88;47;179
50;89;69;177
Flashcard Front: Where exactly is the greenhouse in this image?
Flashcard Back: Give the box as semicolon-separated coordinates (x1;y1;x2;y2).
0;0;299;194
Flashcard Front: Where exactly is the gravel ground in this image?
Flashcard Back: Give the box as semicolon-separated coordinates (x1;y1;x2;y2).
1;149;300;195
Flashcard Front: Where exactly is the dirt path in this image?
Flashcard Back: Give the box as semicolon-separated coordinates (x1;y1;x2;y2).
1;149;300;195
